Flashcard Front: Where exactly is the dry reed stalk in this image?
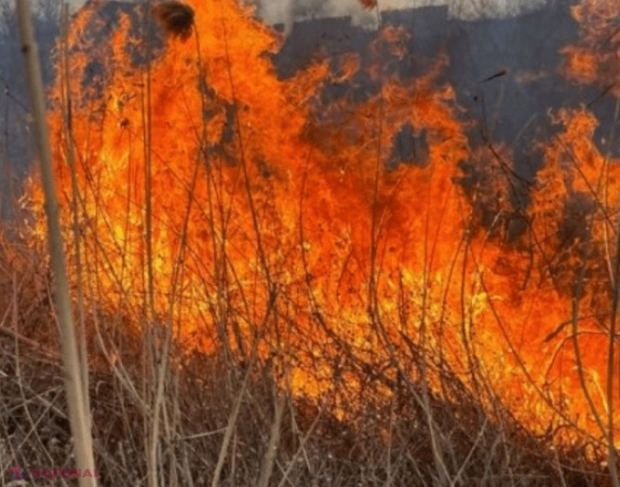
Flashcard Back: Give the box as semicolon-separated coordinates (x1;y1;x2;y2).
258;392;286;487
59;1;91;430
14;1;97;486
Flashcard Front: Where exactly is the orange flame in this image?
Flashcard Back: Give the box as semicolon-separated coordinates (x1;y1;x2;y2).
22;0;620;443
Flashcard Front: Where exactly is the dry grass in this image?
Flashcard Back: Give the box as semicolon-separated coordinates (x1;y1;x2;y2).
0;236;614;487
3;2;619;486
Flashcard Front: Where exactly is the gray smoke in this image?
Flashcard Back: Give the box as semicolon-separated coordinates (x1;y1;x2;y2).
61;0;552;30
248;0;552;31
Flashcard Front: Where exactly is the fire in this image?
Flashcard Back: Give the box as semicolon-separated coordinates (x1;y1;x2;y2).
21;0;620;444
562;0;620;94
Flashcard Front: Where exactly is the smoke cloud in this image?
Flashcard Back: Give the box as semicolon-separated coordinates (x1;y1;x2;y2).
64;1;554;30
248;0;553;31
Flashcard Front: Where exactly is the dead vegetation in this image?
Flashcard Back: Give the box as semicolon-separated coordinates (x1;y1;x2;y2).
0;236;614;486
152;1;195;41
3;1;620;486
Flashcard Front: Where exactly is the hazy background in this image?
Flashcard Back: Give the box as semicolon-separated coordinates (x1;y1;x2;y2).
60;0;552;26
